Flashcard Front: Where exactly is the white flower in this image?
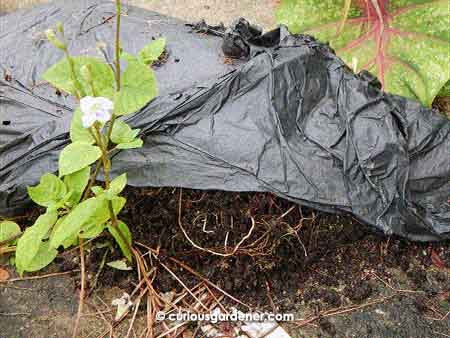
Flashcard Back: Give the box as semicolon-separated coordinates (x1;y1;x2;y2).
80;96;114;128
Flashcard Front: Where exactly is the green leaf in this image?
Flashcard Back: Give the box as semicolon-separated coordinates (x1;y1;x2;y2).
80;222;105;239
109;174;127;196
111;120;140;144
23;242;58;272
276;0;450;106
437;79;450;97
59;142;102;177
116;138;143;150
114;56;158;115
51;215;78;249
16;211;58;275
139;38;166;65
111;197;127;215
107;220;132;261
48;191;74;212
42;56;115;99
64;166;91;205
86;196;126;227
70;108;96;144
50;196;125;248
91;186;105;196
111;120;143;149
0;221;21;245
107;259;132;271
50;197;103;248
27;173;67;207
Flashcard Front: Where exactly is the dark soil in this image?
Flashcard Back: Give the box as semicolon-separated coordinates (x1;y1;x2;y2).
1;188;449;338
434;96;450;119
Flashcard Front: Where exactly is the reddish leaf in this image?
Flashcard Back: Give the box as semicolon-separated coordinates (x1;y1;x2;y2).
276;0;450;106
431;250;448;270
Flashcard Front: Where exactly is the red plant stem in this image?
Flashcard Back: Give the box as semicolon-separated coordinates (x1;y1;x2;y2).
371;0;387;87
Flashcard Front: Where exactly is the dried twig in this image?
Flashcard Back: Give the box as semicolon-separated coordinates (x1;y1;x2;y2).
88;298;116;338
177;189;256;257
88;248;109;296
371;272;424;294
158;260;209;311
264;278;277;314
167;256;251;309
0;270;78;283
427;309;450;322
125;295;142;338
72;237;86;338
0;312;30;316
295;295;395;327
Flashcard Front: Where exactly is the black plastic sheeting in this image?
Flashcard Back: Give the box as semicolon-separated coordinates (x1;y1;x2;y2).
1;0;449;241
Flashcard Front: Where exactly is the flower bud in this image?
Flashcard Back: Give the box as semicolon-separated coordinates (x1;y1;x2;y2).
45;29;65;50
80;64;92;83
56;22;64;35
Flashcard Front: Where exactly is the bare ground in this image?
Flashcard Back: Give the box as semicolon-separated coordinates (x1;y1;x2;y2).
1;188;449;337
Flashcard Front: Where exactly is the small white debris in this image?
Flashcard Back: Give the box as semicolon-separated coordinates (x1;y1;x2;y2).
201;324;220;337
375;309;386;315
160;291;176;311
241;322;291;338
111;293;133;321
200;307;292;338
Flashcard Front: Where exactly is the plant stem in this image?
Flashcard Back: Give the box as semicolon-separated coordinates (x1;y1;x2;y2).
58;36;84;100
0;233;21;247
94;124;111;187
94;126;126;248
99;137;132;259
81;160;101;201
0;246;16;255
84;0;133;261
87;127;100;144
95;131;133;259
115;0;121;92
80;126;105;202
100;0;122;227
103;0;122;149
86;70;98;97
66;55;82;99
86;124;133;261
72;237;85;338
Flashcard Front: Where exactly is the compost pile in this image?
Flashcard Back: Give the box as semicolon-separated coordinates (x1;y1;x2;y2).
0;0;449;241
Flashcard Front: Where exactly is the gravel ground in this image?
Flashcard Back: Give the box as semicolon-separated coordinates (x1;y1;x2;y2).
1;0;276;28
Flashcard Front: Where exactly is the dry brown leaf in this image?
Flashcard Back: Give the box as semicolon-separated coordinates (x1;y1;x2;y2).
0;268;10;281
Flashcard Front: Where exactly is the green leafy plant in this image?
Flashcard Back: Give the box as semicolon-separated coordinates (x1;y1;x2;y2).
0;220;21;256
276;0;450;106
2;1;165;275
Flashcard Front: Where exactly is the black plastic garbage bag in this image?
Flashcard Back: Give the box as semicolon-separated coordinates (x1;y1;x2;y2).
1;0;449;241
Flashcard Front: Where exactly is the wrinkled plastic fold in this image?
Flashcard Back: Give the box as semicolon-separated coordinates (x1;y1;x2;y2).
0;0;449;241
